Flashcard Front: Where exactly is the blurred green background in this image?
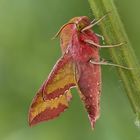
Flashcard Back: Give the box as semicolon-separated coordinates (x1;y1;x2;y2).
0;0;140;140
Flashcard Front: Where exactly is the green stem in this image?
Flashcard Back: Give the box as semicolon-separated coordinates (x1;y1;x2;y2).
88;0;140;122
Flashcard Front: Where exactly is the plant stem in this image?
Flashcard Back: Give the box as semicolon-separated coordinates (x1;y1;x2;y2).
88;0;140;122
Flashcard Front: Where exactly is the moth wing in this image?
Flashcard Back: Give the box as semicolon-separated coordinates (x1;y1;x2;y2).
29;53;76;126
29;90;71;126
43;53;76;100
75;62;101;129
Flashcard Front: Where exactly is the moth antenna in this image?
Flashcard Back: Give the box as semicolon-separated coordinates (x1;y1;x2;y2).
90;19;96;24
52;23;74;40
82;11;111;32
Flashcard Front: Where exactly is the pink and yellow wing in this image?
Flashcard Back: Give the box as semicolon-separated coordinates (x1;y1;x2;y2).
43;54;76;100
75;62;101;129
29;54;76;126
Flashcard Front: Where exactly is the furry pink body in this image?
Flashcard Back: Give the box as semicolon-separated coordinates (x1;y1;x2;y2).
60;22;101;128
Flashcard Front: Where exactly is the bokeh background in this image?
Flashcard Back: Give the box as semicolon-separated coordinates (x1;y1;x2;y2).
0;0;140;140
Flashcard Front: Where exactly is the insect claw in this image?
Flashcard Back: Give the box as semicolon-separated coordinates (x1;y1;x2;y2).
95;33;105;42
123;41;127;45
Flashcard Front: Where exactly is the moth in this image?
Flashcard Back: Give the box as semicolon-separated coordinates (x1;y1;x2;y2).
28;15;128;129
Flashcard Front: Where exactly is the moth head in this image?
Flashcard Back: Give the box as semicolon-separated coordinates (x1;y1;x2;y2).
53;16;91;39
69;16;91;31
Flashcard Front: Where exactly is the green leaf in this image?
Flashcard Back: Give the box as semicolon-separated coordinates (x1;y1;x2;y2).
88;0;140;126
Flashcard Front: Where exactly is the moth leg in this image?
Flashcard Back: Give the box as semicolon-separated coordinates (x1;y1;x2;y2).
95;33;105;42
85;39;126;48
89;59;132;70
82;12;110;32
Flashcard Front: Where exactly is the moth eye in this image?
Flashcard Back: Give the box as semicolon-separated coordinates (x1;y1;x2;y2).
76;24;81;30
76;23;84;31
